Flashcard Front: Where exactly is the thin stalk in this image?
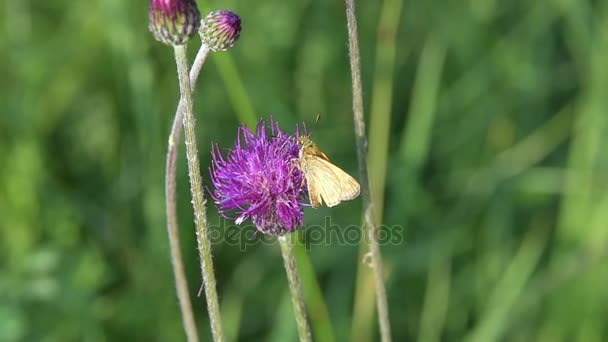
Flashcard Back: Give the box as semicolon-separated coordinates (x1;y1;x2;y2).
173;45;224;342
464;225;548;342
343;1;392;341
353;0;404;338
165;44;210;342
278;234;312;342
368;0;405;221
416;243;452;342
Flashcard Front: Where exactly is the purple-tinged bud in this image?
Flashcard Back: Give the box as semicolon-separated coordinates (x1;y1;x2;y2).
149;0;201;46
199;10;242;52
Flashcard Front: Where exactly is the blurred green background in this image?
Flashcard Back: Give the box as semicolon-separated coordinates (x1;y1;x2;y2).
2;0;608;341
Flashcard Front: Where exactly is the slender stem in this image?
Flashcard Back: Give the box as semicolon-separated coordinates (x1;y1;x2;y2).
352;0;403;339
173;45;224;342
165;44;210;342
166;123;198;342
278;234;312;342
169;45;211;152
343;1;392;341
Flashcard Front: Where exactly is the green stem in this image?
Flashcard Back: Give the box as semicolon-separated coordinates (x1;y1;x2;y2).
165;128;198;342
278;234;312;342
368;0;405;222
343;0;392;341
173;45;223;342
165;44;210;342
352;0;404;339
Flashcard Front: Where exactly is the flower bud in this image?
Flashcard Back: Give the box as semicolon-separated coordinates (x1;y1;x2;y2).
149;0;201;46
199;10;242;52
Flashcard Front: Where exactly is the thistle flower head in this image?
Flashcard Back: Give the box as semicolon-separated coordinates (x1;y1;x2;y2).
149;0;201;46
199;10;242;51
210;118;305;235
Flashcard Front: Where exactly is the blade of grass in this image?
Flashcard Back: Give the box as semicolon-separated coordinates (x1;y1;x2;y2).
213;54;257;128
294;233;336;342
223;254;271;342
493;106;573;178
553;10;608;338
464;223;549;342
221;291;243;342
399;37;446;185
416;242;452;342
368;0;406;222
508;239;608;334
269;290;299;342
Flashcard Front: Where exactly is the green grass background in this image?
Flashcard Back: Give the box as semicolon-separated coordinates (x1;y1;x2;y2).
1;0;607;341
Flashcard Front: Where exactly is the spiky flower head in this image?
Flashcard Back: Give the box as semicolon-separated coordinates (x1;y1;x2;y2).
149;0;201;46
210;118;305;235
199;10;242;51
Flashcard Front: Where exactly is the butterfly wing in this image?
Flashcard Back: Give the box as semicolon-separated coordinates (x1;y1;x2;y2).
303;156;361;208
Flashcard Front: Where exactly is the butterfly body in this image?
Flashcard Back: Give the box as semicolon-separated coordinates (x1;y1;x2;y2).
297;136;360;208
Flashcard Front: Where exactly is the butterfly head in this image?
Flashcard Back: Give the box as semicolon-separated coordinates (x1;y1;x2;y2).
297;135;313;148
297;135;330;161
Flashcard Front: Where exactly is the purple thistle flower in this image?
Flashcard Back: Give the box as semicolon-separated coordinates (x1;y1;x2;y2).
199;10;242;51
210;118;306;235
149;0;201;46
